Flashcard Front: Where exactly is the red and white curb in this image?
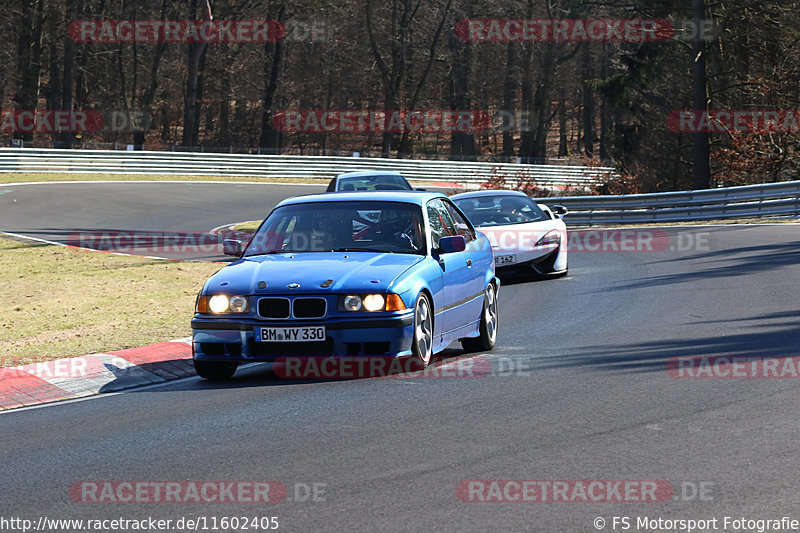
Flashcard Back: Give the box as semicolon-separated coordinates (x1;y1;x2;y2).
0;338;194;411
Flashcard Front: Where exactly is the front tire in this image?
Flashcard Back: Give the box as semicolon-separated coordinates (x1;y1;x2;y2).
194;360;238;380
410;293;434;369
462;283;498;352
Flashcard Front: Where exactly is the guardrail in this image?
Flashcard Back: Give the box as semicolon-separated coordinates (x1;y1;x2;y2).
0;148;613;187
541;180;800;225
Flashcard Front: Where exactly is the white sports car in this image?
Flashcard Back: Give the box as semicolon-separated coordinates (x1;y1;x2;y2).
451;190;568;278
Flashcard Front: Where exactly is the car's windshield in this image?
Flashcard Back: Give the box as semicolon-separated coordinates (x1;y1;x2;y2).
454;195;547;227
245;201;426;255
337;175;411;191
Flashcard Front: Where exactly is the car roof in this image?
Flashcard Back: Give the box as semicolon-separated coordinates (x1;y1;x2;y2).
451;189;530;200
277;190;445;208
335;170;404;179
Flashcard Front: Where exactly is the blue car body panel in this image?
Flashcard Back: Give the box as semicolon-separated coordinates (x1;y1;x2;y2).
192;191;497;363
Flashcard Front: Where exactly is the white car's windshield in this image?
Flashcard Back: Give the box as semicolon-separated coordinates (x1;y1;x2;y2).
454;195;547;227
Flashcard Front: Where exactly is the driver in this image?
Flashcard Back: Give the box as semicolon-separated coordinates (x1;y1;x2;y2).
380;208;422;251
500;198;528;223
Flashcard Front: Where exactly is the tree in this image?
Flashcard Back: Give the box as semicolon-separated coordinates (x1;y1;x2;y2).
183;0;212;147
692;0;710;189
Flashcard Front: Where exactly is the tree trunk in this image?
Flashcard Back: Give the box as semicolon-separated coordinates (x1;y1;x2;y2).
692;0;710;189
183;0;212;147
558;89;568;157
259;5;285;153
581;43;594;157
502;42;517;157
13;0;47;143
447;4;475;160
599;41;610;161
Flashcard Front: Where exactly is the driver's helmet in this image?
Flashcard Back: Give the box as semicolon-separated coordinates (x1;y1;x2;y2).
381;207;410;234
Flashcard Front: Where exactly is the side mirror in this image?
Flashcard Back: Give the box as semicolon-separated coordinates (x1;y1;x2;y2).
438;235;467;253
549;205;569;218
223;239;244;256
415;187;427;191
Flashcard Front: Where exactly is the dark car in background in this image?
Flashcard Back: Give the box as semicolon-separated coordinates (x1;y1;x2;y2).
326;170;414;192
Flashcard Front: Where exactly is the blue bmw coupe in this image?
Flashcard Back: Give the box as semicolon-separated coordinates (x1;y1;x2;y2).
191;191;499;379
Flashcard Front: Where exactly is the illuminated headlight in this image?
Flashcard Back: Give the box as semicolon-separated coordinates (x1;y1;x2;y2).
343;295;363;311
363;294;385;312
340;294;405;312
209;295;231;313
197;295;249;314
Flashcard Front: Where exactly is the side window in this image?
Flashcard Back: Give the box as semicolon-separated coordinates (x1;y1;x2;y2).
444;200;477;242
427;199;456;249
427;201;445;249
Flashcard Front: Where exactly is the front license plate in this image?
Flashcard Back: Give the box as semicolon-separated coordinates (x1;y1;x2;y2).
495;254;516;265
256;326;326;342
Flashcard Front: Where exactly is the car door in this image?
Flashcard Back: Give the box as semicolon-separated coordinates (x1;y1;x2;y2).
443;199;487;324
426;198;475;340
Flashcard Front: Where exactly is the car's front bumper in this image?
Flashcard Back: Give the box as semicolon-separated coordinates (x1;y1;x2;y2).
191;312;415;362
494;245;561;275
493;243;558;267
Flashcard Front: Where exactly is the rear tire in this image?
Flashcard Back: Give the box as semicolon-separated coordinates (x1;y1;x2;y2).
462;283;498;352
194;360;238;380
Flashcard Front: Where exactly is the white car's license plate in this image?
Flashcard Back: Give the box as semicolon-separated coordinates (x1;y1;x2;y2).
256;326;326;342
495;254;516;265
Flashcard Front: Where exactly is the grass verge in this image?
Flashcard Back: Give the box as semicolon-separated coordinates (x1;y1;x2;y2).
0;236;221;366
231;221;261;233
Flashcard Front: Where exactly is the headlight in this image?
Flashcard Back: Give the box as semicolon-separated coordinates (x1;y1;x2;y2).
339;294;405;312
208;295;231;313
535;230;561;246
343;295;363;311
363;294;385;312
196;295;250;314
229;296;248;313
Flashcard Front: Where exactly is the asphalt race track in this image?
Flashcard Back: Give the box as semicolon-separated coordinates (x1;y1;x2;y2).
1;182;800;532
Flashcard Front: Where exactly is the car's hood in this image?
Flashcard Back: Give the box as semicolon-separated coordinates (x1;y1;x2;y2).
205;252;424;295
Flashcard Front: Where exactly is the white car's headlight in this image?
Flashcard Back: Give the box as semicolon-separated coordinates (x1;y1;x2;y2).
535;230;561;246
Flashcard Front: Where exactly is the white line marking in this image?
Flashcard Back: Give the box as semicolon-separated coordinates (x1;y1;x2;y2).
0;230;182;261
